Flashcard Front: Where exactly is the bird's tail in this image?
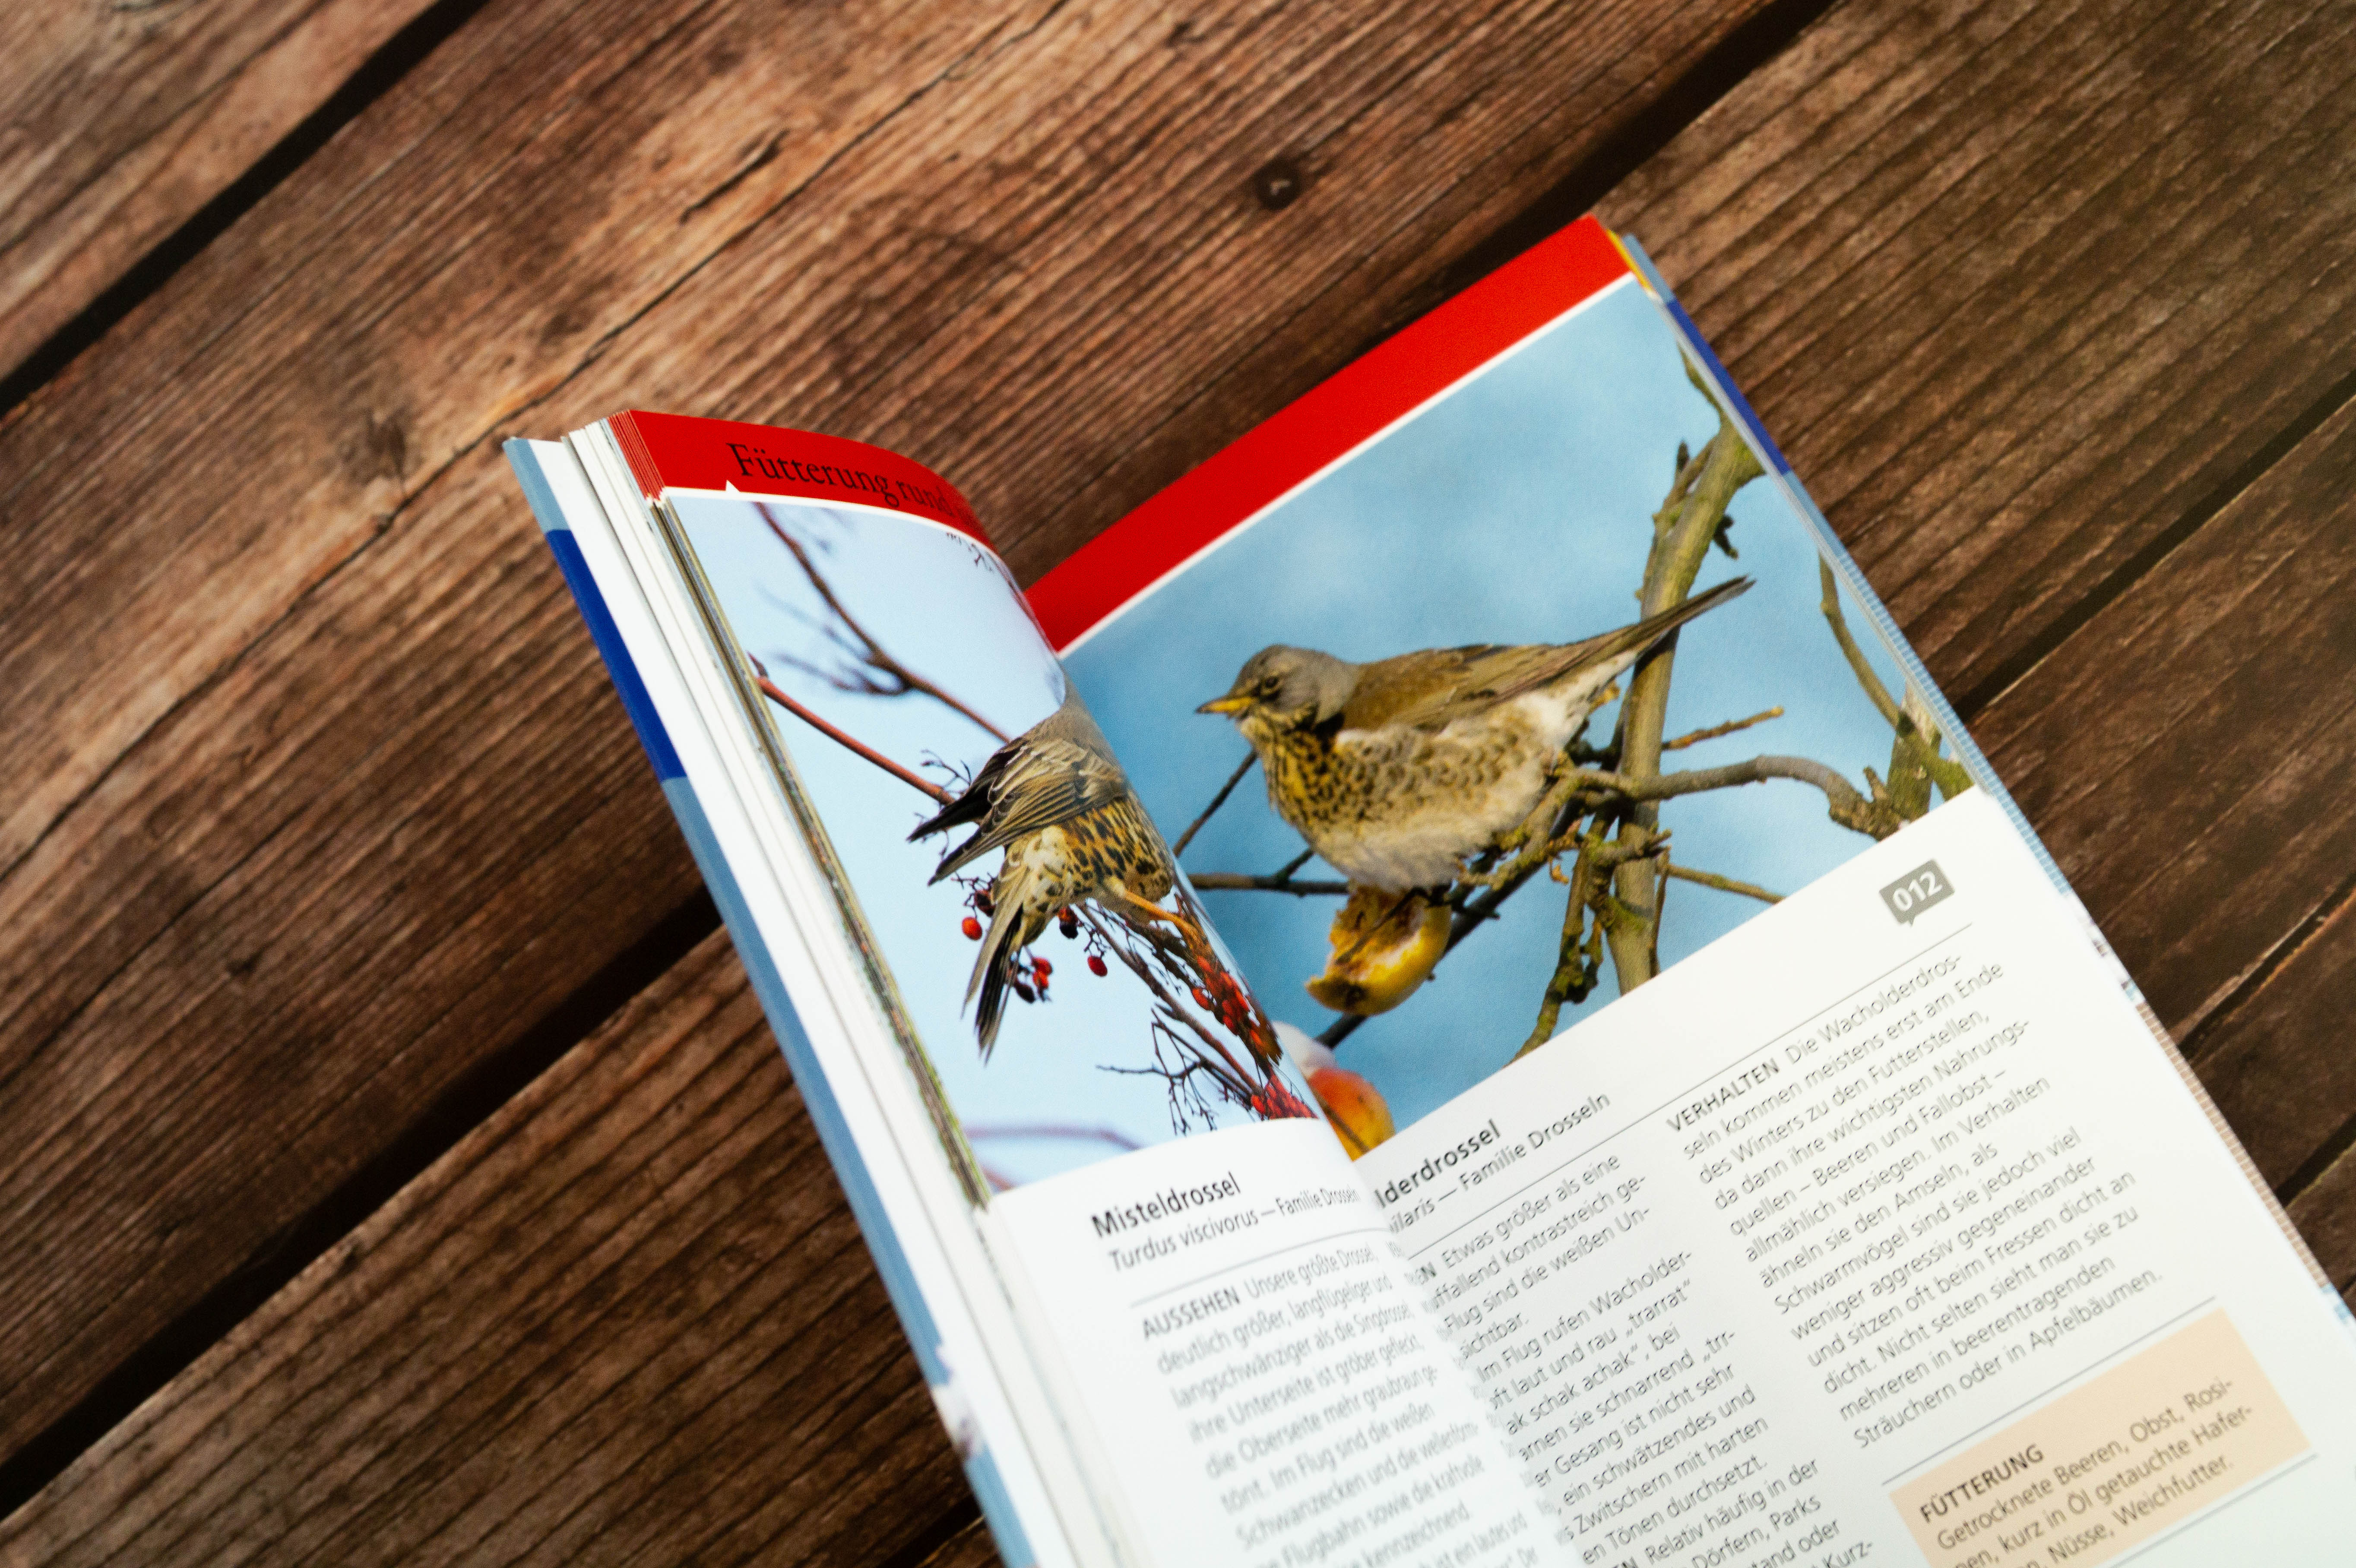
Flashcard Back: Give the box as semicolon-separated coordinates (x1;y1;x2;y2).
1584;575;1753;670
967;867;1046;1059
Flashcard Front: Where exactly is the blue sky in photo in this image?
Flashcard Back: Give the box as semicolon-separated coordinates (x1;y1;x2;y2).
677;498;1312;1189
1063;279;1911;1132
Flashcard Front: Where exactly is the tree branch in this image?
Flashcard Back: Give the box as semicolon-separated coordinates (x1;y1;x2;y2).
1171;750;1257;858
1663;863;1782;903
1818;559;1902;727
1568;756;1900;839
1189;873;1349;896
1517;823;1656;1059
752;665;953;803
1664;706;1783;751
1609;388;1768;990
759;504;1010;741
1818;559;1974;813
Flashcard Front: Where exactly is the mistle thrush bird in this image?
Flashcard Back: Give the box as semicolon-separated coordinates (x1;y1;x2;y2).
1197;578;1752;894
912;687;1175;1055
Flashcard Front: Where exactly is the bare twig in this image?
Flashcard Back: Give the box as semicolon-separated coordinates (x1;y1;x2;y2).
1818;560;1973;813
1517;822;1657;1059
1663;863;1782;903
1609;387;1768;989
1171;751;1257;858
1818;560;1902;727
1189;873;1350;896
1566;756;1900;839
759;505;1010;741
1664;706;1783;751
752;665;953;803
1075;905;1260;1094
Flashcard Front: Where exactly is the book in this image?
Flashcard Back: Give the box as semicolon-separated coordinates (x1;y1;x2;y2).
504;215;2356;1568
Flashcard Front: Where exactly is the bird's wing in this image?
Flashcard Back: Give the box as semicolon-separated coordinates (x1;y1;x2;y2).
1341;642;1601;731
925;740;1134;882
908;740;1018;842
1341;578;1754;732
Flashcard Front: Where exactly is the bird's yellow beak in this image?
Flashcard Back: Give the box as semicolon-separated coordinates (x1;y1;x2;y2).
1197;694;1251;716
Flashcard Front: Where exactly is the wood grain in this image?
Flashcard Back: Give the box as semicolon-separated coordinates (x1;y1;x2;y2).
0;0;438;380
1597;0;2356;705
0;0;1790;1472
2288;1136;2356;1308
0;0;1044;881
917;1517;1003;1568
2192;881;2356;1194
1970;397;2356;1183
0;0;1043;1468
0;934;978;1567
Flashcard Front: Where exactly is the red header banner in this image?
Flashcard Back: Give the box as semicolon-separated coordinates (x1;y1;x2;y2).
1026;215;1634;651
610;410;990;547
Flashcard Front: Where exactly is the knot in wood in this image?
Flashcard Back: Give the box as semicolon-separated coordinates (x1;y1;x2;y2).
1251;156;1305;212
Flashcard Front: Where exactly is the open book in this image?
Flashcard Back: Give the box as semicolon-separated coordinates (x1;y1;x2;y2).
504;217;2356;1568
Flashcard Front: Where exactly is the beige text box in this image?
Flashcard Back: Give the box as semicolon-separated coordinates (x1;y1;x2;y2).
1890;1311;2304;1568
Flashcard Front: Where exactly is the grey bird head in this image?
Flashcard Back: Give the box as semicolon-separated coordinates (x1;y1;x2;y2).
1198;645;1359;732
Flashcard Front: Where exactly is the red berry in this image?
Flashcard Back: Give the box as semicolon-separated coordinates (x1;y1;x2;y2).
1191;987;1213;1010
961;916;982;940
1087;955;1108;977
1032;956;1052;977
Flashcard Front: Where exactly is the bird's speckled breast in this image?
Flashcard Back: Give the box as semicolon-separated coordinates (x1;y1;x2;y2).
1263;697;1561;891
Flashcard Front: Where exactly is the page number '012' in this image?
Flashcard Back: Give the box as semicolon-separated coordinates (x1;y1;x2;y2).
1880;861;1952;926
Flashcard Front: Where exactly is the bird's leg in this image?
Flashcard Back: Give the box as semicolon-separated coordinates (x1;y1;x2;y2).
1101;887;1181;929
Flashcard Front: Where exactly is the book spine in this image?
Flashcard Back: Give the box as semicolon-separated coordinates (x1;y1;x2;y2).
504;441;1039;1565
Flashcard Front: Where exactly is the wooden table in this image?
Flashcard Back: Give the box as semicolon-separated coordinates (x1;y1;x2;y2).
3;0;2350;1561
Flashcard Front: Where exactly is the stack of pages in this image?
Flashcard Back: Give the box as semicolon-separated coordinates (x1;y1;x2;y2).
507;217;2356;1568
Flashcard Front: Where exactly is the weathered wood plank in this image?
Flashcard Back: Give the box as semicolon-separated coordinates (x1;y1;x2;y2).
0;0;1050;1468
2287;1142;2356;1307
0;934;976;1567
1604;0;2356;705
0;0;1045;880
0;0;1791;1470
2192;882;2356;1194
0;0;439;381
1969;397;2356;1179
918;1517;1001;1568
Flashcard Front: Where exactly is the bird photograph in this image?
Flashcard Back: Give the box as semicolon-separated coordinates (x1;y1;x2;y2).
1195;579;1751;1014
1060;274;1970;1145
908;688;1174;1056
1197;579;1751;890
666;495;1317;1194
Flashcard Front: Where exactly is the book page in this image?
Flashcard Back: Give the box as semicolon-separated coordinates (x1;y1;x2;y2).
1056;226;1941;1149
1360;792;2356;1565
645;482;1567;1566
1024;216;2356;1561
991;1117;1561;1567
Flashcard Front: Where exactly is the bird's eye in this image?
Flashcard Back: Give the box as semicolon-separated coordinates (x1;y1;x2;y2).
1257;676;1281;696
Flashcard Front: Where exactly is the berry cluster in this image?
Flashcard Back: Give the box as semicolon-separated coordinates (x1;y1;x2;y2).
952;883;1113;999
1186;968;1254;1036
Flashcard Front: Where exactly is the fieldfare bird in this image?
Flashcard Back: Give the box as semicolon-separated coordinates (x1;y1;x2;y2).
1197;578;1752;895
912;687;1174;1055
